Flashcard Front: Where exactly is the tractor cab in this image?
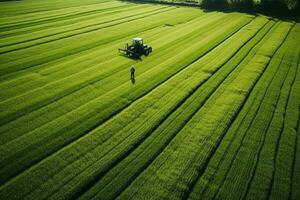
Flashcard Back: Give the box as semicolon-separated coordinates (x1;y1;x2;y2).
119;37;152;58
132;38;143;46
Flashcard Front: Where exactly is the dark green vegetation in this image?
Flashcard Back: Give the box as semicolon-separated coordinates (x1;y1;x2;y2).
0;0;299;199
129;0;300;16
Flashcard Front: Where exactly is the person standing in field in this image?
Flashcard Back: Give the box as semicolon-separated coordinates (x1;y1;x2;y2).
130;64;135;80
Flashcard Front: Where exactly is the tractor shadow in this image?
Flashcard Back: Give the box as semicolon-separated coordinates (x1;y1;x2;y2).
119;53;142;61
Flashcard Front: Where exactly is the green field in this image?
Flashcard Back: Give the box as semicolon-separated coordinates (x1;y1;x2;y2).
0;0;300;199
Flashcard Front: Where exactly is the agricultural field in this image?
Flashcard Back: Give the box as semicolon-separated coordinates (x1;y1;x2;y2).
0;0;300;199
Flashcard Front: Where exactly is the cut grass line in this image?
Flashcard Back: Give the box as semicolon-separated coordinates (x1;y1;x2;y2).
0;11;210;102
244;27;300;200
1;16;260;198
0;2;133;32
76;18;271;200
184;19;277;200
0;12;236;136
43;17;266;200
0;6;174;54
1;12;226;147
290;51;300;200
0;0;112;18
0;4;143;40
214;25;293;200
0;15;253;197
0;7;196;76
244;43;297;200
187;21;291;200
268;32;300;199
202;22;294;200
116;20;291;200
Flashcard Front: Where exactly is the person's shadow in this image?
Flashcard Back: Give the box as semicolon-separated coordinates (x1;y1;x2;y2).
131;77;135;84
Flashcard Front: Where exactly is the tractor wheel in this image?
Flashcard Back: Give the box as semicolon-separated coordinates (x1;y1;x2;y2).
144;50;149;56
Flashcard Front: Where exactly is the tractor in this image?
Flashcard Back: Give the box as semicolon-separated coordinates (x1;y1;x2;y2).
119;37;152;58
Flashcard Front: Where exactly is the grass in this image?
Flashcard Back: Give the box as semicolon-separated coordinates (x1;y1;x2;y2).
0;0;299;199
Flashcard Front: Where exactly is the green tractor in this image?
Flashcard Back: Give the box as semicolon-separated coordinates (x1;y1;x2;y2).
119;37;152;58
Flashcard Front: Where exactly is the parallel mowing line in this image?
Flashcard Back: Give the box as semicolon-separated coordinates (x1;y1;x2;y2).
186;21;292;200
0;16;251;183
0;4;166;49
2;13;223;144
268;31;300;199
0;12;222;149
0;11;210;101
46;17;267;200
214;25;294;199
0;7;189;75
184;20;277;200
0;6;173;54
0;1;125;28
0;15;248;142
0;13;222;106
115;21;292;200
0;10;205;78
0;8;175;75
0;14;172;82
187;23;292;198
0;4;142;39
75;18;273;200
0;16;258;200
0;7;199;74
244;29;300;200
211;23;293;200
192;22;294;200
0;12;234;133
289;51;300;200
116;20;280;200
0;15;252;192
244;40;297;199
0;2;132;32
0;0;112;18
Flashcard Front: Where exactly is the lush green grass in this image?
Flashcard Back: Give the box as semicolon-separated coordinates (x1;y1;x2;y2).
0;0;299;199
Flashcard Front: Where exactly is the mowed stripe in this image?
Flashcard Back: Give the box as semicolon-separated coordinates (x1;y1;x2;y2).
0;13;252;186
0;15;259;199
0;0;299;199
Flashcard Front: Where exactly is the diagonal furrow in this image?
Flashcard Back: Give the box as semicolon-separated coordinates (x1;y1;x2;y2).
115;21;292;200
0;14;254;199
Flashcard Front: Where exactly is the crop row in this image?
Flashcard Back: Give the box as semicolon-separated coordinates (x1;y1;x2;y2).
1;1;299;199
0;16;266;199
0;12;252;184
0;10;212;101
115;21;293;200
0;1;132;33
188;23;300;200
0;4;172;53
78;18;276;200
0;0;111;18
0;6;185;74
0;11;228;141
